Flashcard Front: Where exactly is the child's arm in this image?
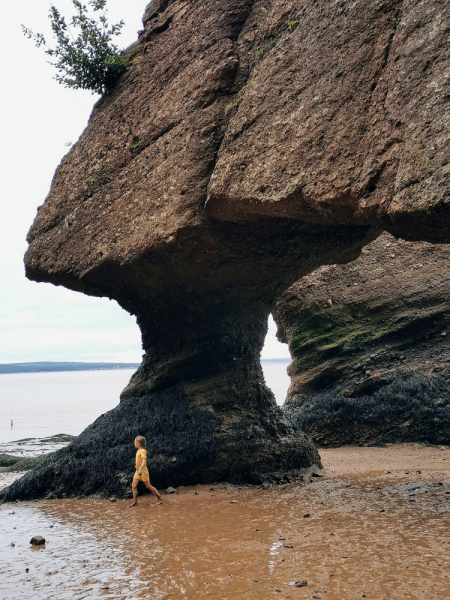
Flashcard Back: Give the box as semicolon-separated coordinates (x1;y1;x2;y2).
138;457;147;476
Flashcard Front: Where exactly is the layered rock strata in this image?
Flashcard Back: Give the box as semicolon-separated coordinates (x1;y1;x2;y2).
3;0;450;499
275;233;450;446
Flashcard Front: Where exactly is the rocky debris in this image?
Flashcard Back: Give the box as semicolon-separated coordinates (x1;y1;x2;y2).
12;0;450;499
382;480;446;498
30;536;45;546
275;233;450;446
109;497;117;503
295;580;308;588
165;487;177;495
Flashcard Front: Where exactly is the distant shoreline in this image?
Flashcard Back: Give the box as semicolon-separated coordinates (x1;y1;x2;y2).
0;359;289;375
0;362;140;375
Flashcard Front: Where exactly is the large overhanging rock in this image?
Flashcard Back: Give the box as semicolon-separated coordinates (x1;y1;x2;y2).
4;0;449;500
274;232;450;446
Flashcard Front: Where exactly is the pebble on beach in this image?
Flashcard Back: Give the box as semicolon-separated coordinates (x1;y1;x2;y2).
30;536;45;546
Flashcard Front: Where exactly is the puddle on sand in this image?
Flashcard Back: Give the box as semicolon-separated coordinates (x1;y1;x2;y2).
1;445;449;600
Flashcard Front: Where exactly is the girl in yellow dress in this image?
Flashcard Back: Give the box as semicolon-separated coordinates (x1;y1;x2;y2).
129;436;162;507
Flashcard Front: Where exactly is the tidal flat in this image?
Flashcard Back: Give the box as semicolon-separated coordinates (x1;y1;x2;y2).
1;444;449;600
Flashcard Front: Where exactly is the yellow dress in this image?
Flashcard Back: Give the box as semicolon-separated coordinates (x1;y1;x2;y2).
133;448;150;482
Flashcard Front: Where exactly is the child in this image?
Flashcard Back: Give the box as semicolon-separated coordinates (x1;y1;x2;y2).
129;436;162;507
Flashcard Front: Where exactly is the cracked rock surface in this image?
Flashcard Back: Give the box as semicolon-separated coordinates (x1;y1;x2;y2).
6;0;449;499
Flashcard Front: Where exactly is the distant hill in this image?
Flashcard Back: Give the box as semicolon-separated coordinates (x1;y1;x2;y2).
0;362;140;374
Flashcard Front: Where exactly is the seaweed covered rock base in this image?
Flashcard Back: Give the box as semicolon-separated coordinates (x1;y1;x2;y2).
1;384;320;501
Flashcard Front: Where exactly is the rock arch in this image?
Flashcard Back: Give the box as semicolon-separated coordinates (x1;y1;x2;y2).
3;0;449;499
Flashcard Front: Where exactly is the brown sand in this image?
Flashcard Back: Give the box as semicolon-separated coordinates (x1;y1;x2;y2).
1;444;449;599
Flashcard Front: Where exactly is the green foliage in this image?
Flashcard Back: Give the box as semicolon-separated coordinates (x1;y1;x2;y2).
287;20;299;33
22;0;126;95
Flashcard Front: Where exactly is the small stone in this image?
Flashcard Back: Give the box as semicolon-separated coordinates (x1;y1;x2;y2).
165;487;177;494
109;497;117;503
284;544;294;548
295;580;307;587
25;568;29;573
303;513;310;518
30;536;45;546
230;500;238;504
10;543;15;547
311;472;324;478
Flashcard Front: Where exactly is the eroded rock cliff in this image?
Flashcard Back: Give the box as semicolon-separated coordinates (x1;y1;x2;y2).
275;233;450;446
4;0;450;500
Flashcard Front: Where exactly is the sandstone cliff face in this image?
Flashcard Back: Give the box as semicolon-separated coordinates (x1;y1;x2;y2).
274;233;450;446
5;0;450;499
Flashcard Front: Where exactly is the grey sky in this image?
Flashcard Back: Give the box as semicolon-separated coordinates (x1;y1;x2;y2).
0;0;290;363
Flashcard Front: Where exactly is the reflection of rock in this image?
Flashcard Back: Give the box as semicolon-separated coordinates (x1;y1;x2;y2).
274;233;450;446
6;0;450;499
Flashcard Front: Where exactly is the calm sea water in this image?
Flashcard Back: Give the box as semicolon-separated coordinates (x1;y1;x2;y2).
0;361;290;444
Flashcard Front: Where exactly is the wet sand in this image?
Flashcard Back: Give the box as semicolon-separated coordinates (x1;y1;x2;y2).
1;444;449;600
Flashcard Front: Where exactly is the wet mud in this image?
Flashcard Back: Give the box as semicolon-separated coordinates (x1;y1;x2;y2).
1;444;449;599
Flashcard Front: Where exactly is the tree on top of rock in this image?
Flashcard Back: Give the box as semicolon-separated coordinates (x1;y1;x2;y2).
22;0;127;95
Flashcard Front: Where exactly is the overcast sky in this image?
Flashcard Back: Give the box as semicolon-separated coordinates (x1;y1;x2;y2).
0;0;290;364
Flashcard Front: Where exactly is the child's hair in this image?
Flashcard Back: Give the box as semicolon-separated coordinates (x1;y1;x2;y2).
135;436;146;449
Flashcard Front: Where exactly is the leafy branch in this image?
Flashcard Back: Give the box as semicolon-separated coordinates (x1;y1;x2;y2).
22;0;127;95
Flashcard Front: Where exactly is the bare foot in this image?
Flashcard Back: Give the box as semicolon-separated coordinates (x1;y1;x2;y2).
128;501;138;508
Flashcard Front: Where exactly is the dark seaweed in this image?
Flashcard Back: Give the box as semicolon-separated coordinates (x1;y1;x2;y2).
284;375;450;447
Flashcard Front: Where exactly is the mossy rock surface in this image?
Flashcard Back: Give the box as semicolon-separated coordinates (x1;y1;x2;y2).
275;233;450;446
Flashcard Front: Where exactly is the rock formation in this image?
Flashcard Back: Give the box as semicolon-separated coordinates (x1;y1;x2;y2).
3;0;449;500
275;233;450;446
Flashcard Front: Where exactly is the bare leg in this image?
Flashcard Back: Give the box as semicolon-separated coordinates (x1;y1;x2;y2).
144;481;163;504
128;479;139;507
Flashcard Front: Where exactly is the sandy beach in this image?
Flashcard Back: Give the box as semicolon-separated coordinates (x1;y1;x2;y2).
1;443;449;600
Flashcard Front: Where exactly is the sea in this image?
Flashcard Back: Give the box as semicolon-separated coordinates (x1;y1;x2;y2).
0;360;291;445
